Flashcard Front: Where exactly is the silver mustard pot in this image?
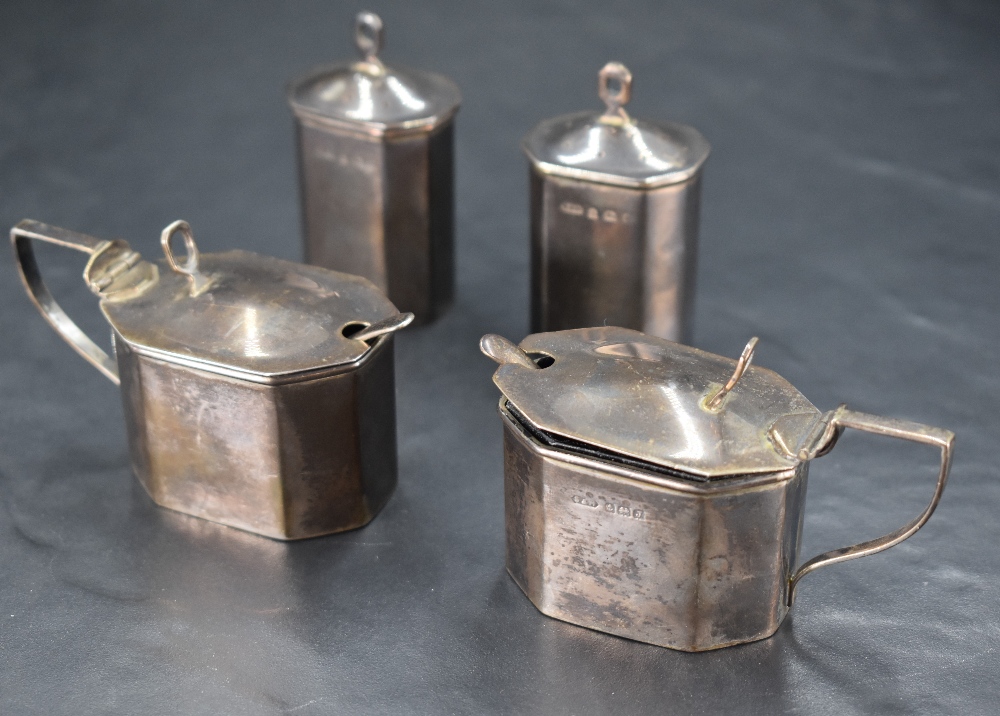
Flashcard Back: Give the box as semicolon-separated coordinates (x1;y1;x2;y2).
12;219;413;540
481;327;954;651
523;63;710;342
288;11;461;324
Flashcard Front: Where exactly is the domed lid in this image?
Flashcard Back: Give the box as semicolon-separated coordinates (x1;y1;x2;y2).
287;11;461;136
481;327;822;480
90;221;411;384
522;63;710;188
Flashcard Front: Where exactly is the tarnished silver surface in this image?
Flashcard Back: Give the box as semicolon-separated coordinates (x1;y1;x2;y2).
106;222;402;382
483;328;955;650
487;327;816;479
0;2;994;711
524;63;709;341
11;219;412;539
288;11;460;323
501;403;806;652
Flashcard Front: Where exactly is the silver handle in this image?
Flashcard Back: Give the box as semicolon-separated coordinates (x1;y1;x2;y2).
11;219;120;384
788;405;955;606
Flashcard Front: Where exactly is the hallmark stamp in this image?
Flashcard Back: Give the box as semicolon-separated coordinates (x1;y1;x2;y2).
559;201;632;225
572;492;643;519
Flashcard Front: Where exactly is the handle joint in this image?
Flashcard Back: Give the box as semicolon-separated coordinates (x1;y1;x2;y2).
9;219;159;385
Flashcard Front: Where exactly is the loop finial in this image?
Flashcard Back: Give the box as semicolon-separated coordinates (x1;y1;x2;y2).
161;220;209;294
598;62;633;124
355;11;385;68
704;337;759;412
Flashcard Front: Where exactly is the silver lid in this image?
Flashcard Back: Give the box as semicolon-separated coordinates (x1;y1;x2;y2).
481;327;822;480
93;222;410;384
287;11;461;137
522;63;710;189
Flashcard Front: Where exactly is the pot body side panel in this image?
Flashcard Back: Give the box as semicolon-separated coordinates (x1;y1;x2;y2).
529;169;700;342
691;466;808;649
391;122;454;321
274;337;399;539
501;410;807;651
504;416;547;598
298;122;386;288
116;335;399;540
429;123;456;318
296;119;455;323
116;337;287;537
643;175;700;344
530;170;646;334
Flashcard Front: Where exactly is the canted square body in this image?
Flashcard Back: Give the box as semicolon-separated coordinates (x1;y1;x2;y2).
529;169;701;342
295;118;455;323
501;403;807;651
115;334;399;540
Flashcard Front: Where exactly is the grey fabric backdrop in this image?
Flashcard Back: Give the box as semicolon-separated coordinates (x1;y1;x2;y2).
0;1;997;714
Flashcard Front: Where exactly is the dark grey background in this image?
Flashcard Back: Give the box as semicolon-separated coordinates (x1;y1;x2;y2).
1;1;997;714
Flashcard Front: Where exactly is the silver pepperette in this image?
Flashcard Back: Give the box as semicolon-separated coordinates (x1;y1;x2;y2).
288;11;461;324
523;62;709;342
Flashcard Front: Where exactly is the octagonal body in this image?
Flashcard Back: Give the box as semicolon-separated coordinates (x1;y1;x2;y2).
501;403;807;651
115;333;399;540
529;168;702;342
294;118;455;324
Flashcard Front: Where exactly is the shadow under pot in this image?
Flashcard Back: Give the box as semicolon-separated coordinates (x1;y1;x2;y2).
11;219;413;540
481;327;954;651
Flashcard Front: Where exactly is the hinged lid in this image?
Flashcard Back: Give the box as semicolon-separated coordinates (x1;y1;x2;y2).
481;327;822;480
288;11;461;136
93;221;407;384
522;62;710;189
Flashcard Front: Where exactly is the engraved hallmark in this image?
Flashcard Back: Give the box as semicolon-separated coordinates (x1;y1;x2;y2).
558;201;632;224
314;147;378;176
573;492;644;519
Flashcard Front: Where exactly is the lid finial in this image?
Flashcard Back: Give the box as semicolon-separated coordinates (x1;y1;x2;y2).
161;220;210;295
704;337;759;412
598;62;632;125
354;11;385;72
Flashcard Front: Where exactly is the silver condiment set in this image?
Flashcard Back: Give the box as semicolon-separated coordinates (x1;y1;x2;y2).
9;10;955;651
